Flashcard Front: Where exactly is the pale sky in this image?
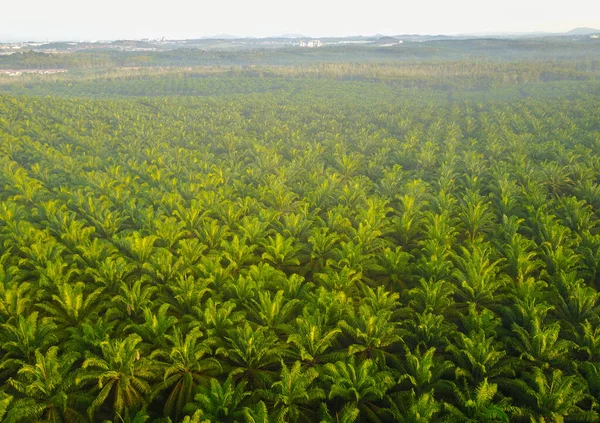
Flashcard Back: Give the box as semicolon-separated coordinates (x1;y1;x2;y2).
1;0;599;41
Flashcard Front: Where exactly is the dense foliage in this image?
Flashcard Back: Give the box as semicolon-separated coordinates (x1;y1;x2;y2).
1;48;600;422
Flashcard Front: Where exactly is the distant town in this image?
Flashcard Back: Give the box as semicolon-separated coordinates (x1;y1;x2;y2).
1;27;599;57
0;36;410;56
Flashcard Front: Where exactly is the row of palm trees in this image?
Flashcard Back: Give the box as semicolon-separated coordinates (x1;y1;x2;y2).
0;69;600;422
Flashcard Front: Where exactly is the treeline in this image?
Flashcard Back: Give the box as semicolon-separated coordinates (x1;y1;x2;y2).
2;37;600;70
2;61;600;99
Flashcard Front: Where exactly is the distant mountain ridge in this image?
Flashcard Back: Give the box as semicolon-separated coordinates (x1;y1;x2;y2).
3;27;600;44
567;27;600;35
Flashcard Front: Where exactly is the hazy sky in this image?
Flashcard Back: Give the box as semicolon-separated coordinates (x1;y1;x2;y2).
1;0;599;41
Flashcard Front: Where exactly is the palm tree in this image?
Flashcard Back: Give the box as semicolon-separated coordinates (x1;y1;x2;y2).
77;334;155;420
335;152;363;182
402;311;454;351
392;183;429;249
261;233;301;270
509;315;573;369
172;200;207;234
246;290;299;333
307;227;339;275
416;212;456;283
129;303;178;351
151;327;221;419
0;279;31;324
196;256;234;291
322;357;395;422
443;379;514;422
73;237;116;271
217;323;284;389
115;233;159;268
146;249;186;285
556;196;596;234
153;215;188;250
315;266;363;295
242;400;279;423
261;361;325;422
408;278;455;315
576;320;600;361
579;234;600;289
340;303;402;362
238;216;271;247
286;309;342;364
499;231;541;286
397;347;455;397
388;392;441;423
505;368;597;422
65;318;115;358
489;173;521;217
37;282;104;330
377;246;411;292
220;235;257;273
165;274;213;317
277;208;314;241
196;218;231;251
449;329;511;384
108;279;158;322
0;394;12;422
539;161;572;195
579;361;600;410
452;241;508;309
552;282;600;336
188;376;249;423
0;312;57;366
189;298;245;344
179;409;209;423
457;192;495;242
5;347;89;423
175;238;208;273
86;256;136;294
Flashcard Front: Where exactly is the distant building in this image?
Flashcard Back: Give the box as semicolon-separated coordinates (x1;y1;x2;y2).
298;40;323;48
591;35;599;39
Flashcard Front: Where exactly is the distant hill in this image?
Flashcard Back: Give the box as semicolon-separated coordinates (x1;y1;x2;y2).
279;34;306;39
567;27;600;35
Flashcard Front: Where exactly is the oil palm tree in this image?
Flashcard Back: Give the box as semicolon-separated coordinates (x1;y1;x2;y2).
322;357;395;422
37;281;104;330
129;303;178;351
509;315;573;369
452;241;508;309
246;290;300;333
261;233;301;270
397;347;455;397
340;304;402;362
260;361;325;422
188;376;249;423
449;330;512;384
5;347;89;423
457;193;495;242
77;334;155;420
286;309;342;364
151;327;221;419
0;311;58;366
217;323;284;389
443;379;514;422
505;368;597;422
387;391;441;423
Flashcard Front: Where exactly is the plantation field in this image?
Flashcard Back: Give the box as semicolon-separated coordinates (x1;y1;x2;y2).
1;45;600;422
